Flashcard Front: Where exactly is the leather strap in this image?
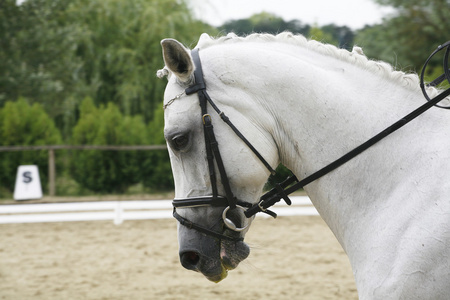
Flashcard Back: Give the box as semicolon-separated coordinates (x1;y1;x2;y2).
173;196;229;208
204;96;277;175
203;114;237;208
173;210;243;241
186;49;276;175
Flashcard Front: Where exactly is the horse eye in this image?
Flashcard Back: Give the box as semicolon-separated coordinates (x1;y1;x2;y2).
172;134;189;150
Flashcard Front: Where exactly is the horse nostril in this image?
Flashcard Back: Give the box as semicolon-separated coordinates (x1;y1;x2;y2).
180;251;200;270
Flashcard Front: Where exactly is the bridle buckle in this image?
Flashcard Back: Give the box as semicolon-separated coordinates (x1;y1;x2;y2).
257;200;267;212
202;114;211;124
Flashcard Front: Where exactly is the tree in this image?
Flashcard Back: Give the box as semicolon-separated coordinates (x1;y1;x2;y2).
68;0;216;123
220;12;310;36
0;0;216;139
309;24;339;46
321;24;354;50
0;98;62;192
355;0;450;72
141;105;174;190
218;13;355;49
70;98;148;193
0;0;88;136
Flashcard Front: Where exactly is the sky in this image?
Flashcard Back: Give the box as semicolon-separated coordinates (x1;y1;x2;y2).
190;0;394;30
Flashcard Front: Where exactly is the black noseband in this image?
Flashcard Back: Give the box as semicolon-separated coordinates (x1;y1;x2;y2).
172;196;251;241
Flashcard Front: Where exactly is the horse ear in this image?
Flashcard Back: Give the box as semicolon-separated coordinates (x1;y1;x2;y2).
161;39;194;83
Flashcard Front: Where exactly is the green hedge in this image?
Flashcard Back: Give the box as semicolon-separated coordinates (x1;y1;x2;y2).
141;105;173;190
0;97;174;195
70;98;149;193
0;98;62;192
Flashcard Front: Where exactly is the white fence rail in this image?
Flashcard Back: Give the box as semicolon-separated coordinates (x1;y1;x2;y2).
0;196;317;225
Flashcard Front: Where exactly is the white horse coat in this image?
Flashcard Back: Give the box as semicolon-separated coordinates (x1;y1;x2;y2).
160;33;450;299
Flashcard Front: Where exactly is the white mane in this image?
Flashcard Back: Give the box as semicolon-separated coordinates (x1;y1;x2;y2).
160;32;445;100
200;32;446;97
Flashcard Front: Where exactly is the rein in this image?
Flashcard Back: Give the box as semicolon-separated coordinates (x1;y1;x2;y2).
171;42;450;241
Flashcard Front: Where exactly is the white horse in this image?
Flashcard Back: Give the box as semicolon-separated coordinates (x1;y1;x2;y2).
158;32;450;299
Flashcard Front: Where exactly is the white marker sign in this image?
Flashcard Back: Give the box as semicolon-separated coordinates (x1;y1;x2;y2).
13;165;43;200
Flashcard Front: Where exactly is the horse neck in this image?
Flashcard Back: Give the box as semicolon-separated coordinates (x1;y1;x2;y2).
208;42;438;245
203;41;446;232
260;47;450;251
202;41;450;296
272;73;423;179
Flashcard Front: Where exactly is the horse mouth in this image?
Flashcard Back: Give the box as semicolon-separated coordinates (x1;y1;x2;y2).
220;243;241;270
215;240;250;281
178;212;252;283
206;266;229;283
203;240;249;283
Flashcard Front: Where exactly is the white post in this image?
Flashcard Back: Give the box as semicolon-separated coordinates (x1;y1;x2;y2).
114;202;123;225
48;149;55;197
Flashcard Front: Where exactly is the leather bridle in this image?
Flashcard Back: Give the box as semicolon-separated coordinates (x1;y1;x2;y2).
172;48;278;242
171;42;450;242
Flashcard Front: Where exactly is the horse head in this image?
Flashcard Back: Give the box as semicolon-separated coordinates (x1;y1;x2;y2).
159;37;279;282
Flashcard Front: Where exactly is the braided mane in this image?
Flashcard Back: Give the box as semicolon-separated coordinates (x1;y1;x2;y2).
158;32;445;100
196;32;445;99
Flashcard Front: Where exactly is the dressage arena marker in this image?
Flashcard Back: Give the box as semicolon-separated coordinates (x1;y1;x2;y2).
0;196;317;224
13;165;43;201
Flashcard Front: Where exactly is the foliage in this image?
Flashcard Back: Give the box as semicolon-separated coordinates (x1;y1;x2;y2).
264;164;294;191
0;0;96;137
355;0;450;72
67;0;216;124
0;0;215;195
309;24;339;46
0;0;216;138
0;98;62;192
220;12;310;36
70;98;148;193
141;105;174;190
219;12;354;49
321;24;355;50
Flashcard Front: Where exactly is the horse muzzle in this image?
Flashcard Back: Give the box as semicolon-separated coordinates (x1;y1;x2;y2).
177;214;250;282
179;242;250;282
